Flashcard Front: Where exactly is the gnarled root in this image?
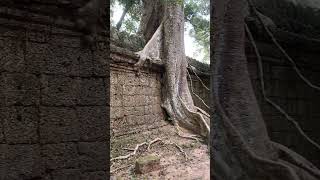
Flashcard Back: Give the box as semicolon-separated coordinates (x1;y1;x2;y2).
134;23;163;74
111;138;190;163
111;142;148;162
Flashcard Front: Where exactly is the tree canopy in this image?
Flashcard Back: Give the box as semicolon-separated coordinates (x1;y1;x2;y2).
111;0;209;63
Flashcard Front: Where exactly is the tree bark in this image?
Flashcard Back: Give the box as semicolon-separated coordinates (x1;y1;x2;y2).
135;0;210;139
137;0;164;42
211;0;320;179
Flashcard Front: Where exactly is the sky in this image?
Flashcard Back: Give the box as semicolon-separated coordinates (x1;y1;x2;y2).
111;1;208;62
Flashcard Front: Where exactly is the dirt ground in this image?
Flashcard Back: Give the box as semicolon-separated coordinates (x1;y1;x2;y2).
110;127;210;180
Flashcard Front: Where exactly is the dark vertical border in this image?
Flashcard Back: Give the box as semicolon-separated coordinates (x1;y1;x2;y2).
209;0;214;179
105;0;111;178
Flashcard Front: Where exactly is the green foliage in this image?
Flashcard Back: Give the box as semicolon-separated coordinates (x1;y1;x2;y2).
111;0;209;63
184;0;209;63
111;0;142;34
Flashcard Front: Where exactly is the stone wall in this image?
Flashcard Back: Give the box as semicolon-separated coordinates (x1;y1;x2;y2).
246;40;320;167
0;16;109;179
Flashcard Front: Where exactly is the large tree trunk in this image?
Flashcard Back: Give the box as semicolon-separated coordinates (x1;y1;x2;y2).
161;1;209;138
211;0;320;179
137;0;164;42
135;0;210;139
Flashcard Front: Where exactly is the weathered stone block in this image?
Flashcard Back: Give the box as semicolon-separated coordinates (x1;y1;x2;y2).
41;75;79;106
139;75;149;86
143;115;153;124
81;171;107;180
51;169;81;180
111;72;118;84
135;106;145;115
93;41;108;76
0;38;24;73
125;74;139;86
40;107;79;143
135;155;161;174
123;95;135;107
152;105;160;114
0;144;5;179
123;85;136;95
79;49;94;77
0;76;6;107
0;26;21;37
78;78;106;105
137;95;147;106
28;30;49;43
117;73;127;85
2;73;40;106
111;106;123;118
111;94;122;107
152;88;160;96
44;46;80;75
145;87;152;95
260;101;276;116
111;84;122;96
77;106;107;141
25;45;47;74
141;86;149;95
0;117;4;143
2;144;43;179
125;115;142;126
41;143;79;170
3;107;38;144
78;142;107;171
49;34;81;48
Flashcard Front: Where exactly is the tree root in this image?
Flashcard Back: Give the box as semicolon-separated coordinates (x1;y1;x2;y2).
147;138;163;151
248;0;320;92
133;22;163;73
110;165;133;174
172;143;188;160
212;1;320;178
187;69;210;109
111;137;186;162
178;96;210;138
175;125;201;142
188;64;210;91
272;142;320;178
245;22;320;151
196;107;210;118
148;137;189;161
111;142;148;162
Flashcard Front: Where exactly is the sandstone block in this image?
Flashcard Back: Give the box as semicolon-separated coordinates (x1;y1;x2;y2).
135;155;161;174
45;46;80;75
78;142;108;171
51;169;80;180
40;107;79;143
78;77;106;106
81;171;107;180
41;143;79;170
41;75;79;106
77;106;107;141
3;107;38;144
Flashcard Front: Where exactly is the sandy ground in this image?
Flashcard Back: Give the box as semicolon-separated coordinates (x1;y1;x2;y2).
110;133;210;180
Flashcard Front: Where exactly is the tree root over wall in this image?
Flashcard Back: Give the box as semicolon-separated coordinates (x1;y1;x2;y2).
135;1;210;141
111;1;210;171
